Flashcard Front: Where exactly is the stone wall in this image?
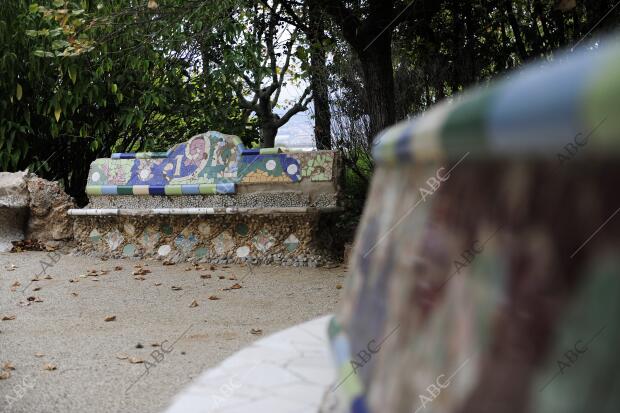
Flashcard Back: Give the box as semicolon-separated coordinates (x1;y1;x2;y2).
26;176;75;243
0;171;75;251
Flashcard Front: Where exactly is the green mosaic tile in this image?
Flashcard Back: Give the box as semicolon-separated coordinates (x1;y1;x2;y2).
165;186;183;196
123;244;136;256
235;223;249;236
195;247;208;258
89;229;101;242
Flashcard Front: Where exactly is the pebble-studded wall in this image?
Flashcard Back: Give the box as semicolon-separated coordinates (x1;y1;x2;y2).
72;214;340;267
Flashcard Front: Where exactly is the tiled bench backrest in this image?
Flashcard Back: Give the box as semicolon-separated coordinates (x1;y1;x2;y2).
86;131;338;196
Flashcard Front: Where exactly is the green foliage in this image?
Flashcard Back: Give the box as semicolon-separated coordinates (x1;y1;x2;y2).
0;0;252;203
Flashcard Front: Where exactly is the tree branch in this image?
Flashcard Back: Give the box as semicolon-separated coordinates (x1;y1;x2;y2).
275;86;311;128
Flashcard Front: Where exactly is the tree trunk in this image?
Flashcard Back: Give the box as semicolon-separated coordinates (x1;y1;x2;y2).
260;123;277;148
504;1;528;61
308;2;332;150
358;34;396;146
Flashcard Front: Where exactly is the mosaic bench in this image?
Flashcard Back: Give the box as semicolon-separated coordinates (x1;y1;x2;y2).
69;131;343;266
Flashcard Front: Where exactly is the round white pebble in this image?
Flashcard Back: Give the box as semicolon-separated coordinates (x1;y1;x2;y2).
91;172;100;182
158;245;171;256
236;246;250;258
265;160;276;171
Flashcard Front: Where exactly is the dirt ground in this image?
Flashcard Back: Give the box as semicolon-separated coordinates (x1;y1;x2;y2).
0;251;346;413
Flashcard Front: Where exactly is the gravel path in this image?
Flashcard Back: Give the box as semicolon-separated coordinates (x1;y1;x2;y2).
0;251;345;413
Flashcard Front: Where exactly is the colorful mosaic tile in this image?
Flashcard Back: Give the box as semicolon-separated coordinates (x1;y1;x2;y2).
198;222;211;237
86;132;242;196
123;223;136;236
239;153;302;183
212;231;234;256
252;229;275;253
175;233;198;253
85;130;338;196
89;229;102;242
284;234;300;252
105;230;124;251
140;226;160;249
90;132;242;187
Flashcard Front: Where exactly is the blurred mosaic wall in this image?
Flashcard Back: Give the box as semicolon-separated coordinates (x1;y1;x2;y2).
322;36;620;413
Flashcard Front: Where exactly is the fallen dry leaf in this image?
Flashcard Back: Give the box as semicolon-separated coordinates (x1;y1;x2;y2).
91;278;100;282
30;277;40;282
200;274;211;279
218;276;225;280
250;329;263;335
44;274;52;280
114;266;123;271
151;343;160;347
5;264;17;271
33;286;41;291
184;267;193;272
128;357;144;364
336;284;343;290
229;283;242;290
1;315;16;321
43;363;57;371
71;292;78;297
163;260;175;266
154;282;162;286
104;315;116;322
115;353;129;360
69;278;79;283
0;371;10;380
189;300;199;308
34;352;45;358
3;361;15;370
208;295;220;301
134;275;145;281
209;265;216;271
132;268;151;276
10;281;20;288
171;286;182;291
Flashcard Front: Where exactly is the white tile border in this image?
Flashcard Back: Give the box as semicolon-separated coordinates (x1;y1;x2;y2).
163;315;334;413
